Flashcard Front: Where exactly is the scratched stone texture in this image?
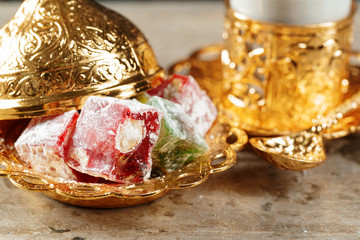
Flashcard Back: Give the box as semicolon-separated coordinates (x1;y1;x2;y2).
1;1;360;240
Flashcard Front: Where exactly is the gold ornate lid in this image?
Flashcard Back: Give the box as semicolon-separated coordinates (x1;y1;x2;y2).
0;0;164;119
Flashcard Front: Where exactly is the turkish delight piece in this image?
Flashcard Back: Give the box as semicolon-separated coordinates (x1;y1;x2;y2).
66;96;163;183
147;74;217;136
146;96;208;172
14;110;93;182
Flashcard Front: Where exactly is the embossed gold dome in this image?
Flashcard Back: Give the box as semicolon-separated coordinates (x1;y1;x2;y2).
0;0;164;119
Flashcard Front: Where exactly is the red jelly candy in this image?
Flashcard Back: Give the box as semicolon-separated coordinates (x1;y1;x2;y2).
147;74;217;136
14;110;95;182
66;96;163;183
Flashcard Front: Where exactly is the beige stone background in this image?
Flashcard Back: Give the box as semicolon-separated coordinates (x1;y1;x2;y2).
1;1;360;239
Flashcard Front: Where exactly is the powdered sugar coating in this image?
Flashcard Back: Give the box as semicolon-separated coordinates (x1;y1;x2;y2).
15;110;81;181
148;74;217;136
67;96;163;183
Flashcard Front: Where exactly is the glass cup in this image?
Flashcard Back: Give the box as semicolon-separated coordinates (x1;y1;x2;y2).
222;0;356;134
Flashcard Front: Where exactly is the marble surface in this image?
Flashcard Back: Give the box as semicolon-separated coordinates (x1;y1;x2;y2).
1;1;360;239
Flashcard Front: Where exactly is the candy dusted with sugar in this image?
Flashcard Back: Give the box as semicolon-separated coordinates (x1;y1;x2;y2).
14;110;92;182
147;96;208;171
147;74;217;136
67;96;163;183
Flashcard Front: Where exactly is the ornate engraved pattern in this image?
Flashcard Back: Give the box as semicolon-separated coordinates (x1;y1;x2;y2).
222;5;355;133
0;0;163;117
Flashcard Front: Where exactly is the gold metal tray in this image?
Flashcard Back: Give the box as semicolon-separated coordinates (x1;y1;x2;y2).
169;45;360;139
0;114;247;208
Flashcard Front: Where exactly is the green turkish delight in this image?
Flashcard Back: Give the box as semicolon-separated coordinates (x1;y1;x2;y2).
146;96;208;171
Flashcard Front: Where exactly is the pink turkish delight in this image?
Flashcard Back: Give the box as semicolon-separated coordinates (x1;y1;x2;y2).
66;96;163;183
14;110;95;182
147;74;217;136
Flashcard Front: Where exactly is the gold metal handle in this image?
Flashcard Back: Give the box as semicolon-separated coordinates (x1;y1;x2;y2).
319;51;360;131
209;148;236;174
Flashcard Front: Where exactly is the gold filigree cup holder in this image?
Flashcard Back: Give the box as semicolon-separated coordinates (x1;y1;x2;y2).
0;116;247;208
169;45;360;139
221;1;356;134
0;0;164;120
